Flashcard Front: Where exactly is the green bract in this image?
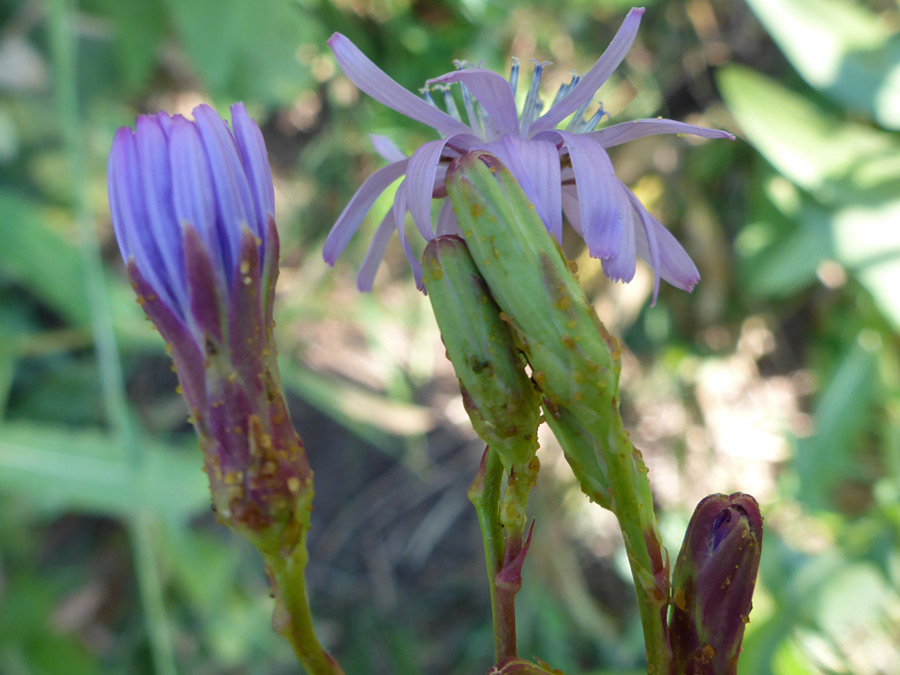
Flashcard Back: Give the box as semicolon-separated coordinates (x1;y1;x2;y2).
422;235;541;468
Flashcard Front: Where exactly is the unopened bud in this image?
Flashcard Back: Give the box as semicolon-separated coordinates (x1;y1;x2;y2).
670;493;763;675
110;105;312;557
422;234;540;468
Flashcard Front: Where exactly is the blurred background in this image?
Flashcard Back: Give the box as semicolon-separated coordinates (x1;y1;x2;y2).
1;0;899;673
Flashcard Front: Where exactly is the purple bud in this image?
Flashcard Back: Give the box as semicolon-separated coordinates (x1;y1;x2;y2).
109;105;311;555
670;493;763;675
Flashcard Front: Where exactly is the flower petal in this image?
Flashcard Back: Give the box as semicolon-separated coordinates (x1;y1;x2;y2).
193;104;258;277
486;134;562;242
624;189;661;304
356;209;396;291
230;102;275;243
529;7;644;136
561;184;583;236
370;134;406;163
631;195;700;292
170;117;221;273
135;115;186;302
427;68;520;138
109;127;185;315
392;180;424;290
328;33;472;137
406;137;456;242
592;118;735;148
600;183;637;283
538;130;622;258
108;128;138;263
435;198;460;236
323;158;408;264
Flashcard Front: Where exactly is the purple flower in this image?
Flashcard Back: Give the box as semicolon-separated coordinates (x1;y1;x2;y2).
108;103;275;329
325;7;734;301
108;104;313;552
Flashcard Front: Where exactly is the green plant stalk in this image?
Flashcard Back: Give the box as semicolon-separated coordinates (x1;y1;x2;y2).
542;404;668;671
571;408;669;674
47;1;177;674
468;447;515;662
447;152;671;674
422;235;543;663
265;499;344;675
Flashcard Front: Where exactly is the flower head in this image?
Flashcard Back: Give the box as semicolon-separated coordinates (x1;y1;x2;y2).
108;103;275;329
108;104;312;554
325;8;733;302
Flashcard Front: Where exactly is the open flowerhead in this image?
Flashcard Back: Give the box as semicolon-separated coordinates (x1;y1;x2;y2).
108;104;313;553
325;7;734;302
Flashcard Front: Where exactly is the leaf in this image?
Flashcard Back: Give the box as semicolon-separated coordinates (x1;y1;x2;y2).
716;66;900;199
747;0;900;129
0;190;90;327
739;198;834;299
0;190;161;349
0;423;208;520
794;344;878;512
93;0;167;93
162;0;321;106
719;67;900;326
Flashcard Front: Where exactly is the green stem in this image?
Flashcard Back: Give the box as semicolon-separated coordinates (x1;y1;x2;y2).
47;2;177;674
596;415;670;675
468;447;515;662
265;543;343;675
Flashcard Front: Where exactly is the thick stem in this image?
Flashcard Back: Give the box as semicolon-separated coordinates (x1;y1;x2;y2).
599;416;671;675
469;447;516;662
266;542;343;675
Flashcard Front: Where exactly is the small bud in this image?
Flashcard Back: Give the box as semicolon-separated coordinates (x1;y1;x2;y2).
422;235;541;468
670;493;763;675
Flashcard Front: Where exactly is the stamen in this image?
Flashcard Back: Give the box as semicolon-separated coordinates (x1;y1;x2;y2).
550;73;581;108
520;60;551;137
421;87;439;109
437;85;463;122
566;96;594;133
509;57;520;96
568;101;610;133
460;81;486;138
584;103;610;132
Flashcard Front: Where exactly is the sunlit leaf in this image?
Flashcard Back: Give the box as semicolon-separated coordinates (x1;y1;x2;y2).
795;343;878;512
0;423;208;519
717;66;900;199
747;0;900;129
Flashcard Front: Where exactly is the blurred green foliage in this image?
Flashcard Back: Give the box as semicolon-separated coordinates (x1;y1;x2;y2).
0;0;899;674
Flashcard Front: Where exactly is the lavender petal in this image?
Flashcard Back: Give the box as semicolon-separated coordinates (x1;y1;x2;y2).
328;33;472;137
322;158;408;264
592;118;735;148
529;8;644;136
